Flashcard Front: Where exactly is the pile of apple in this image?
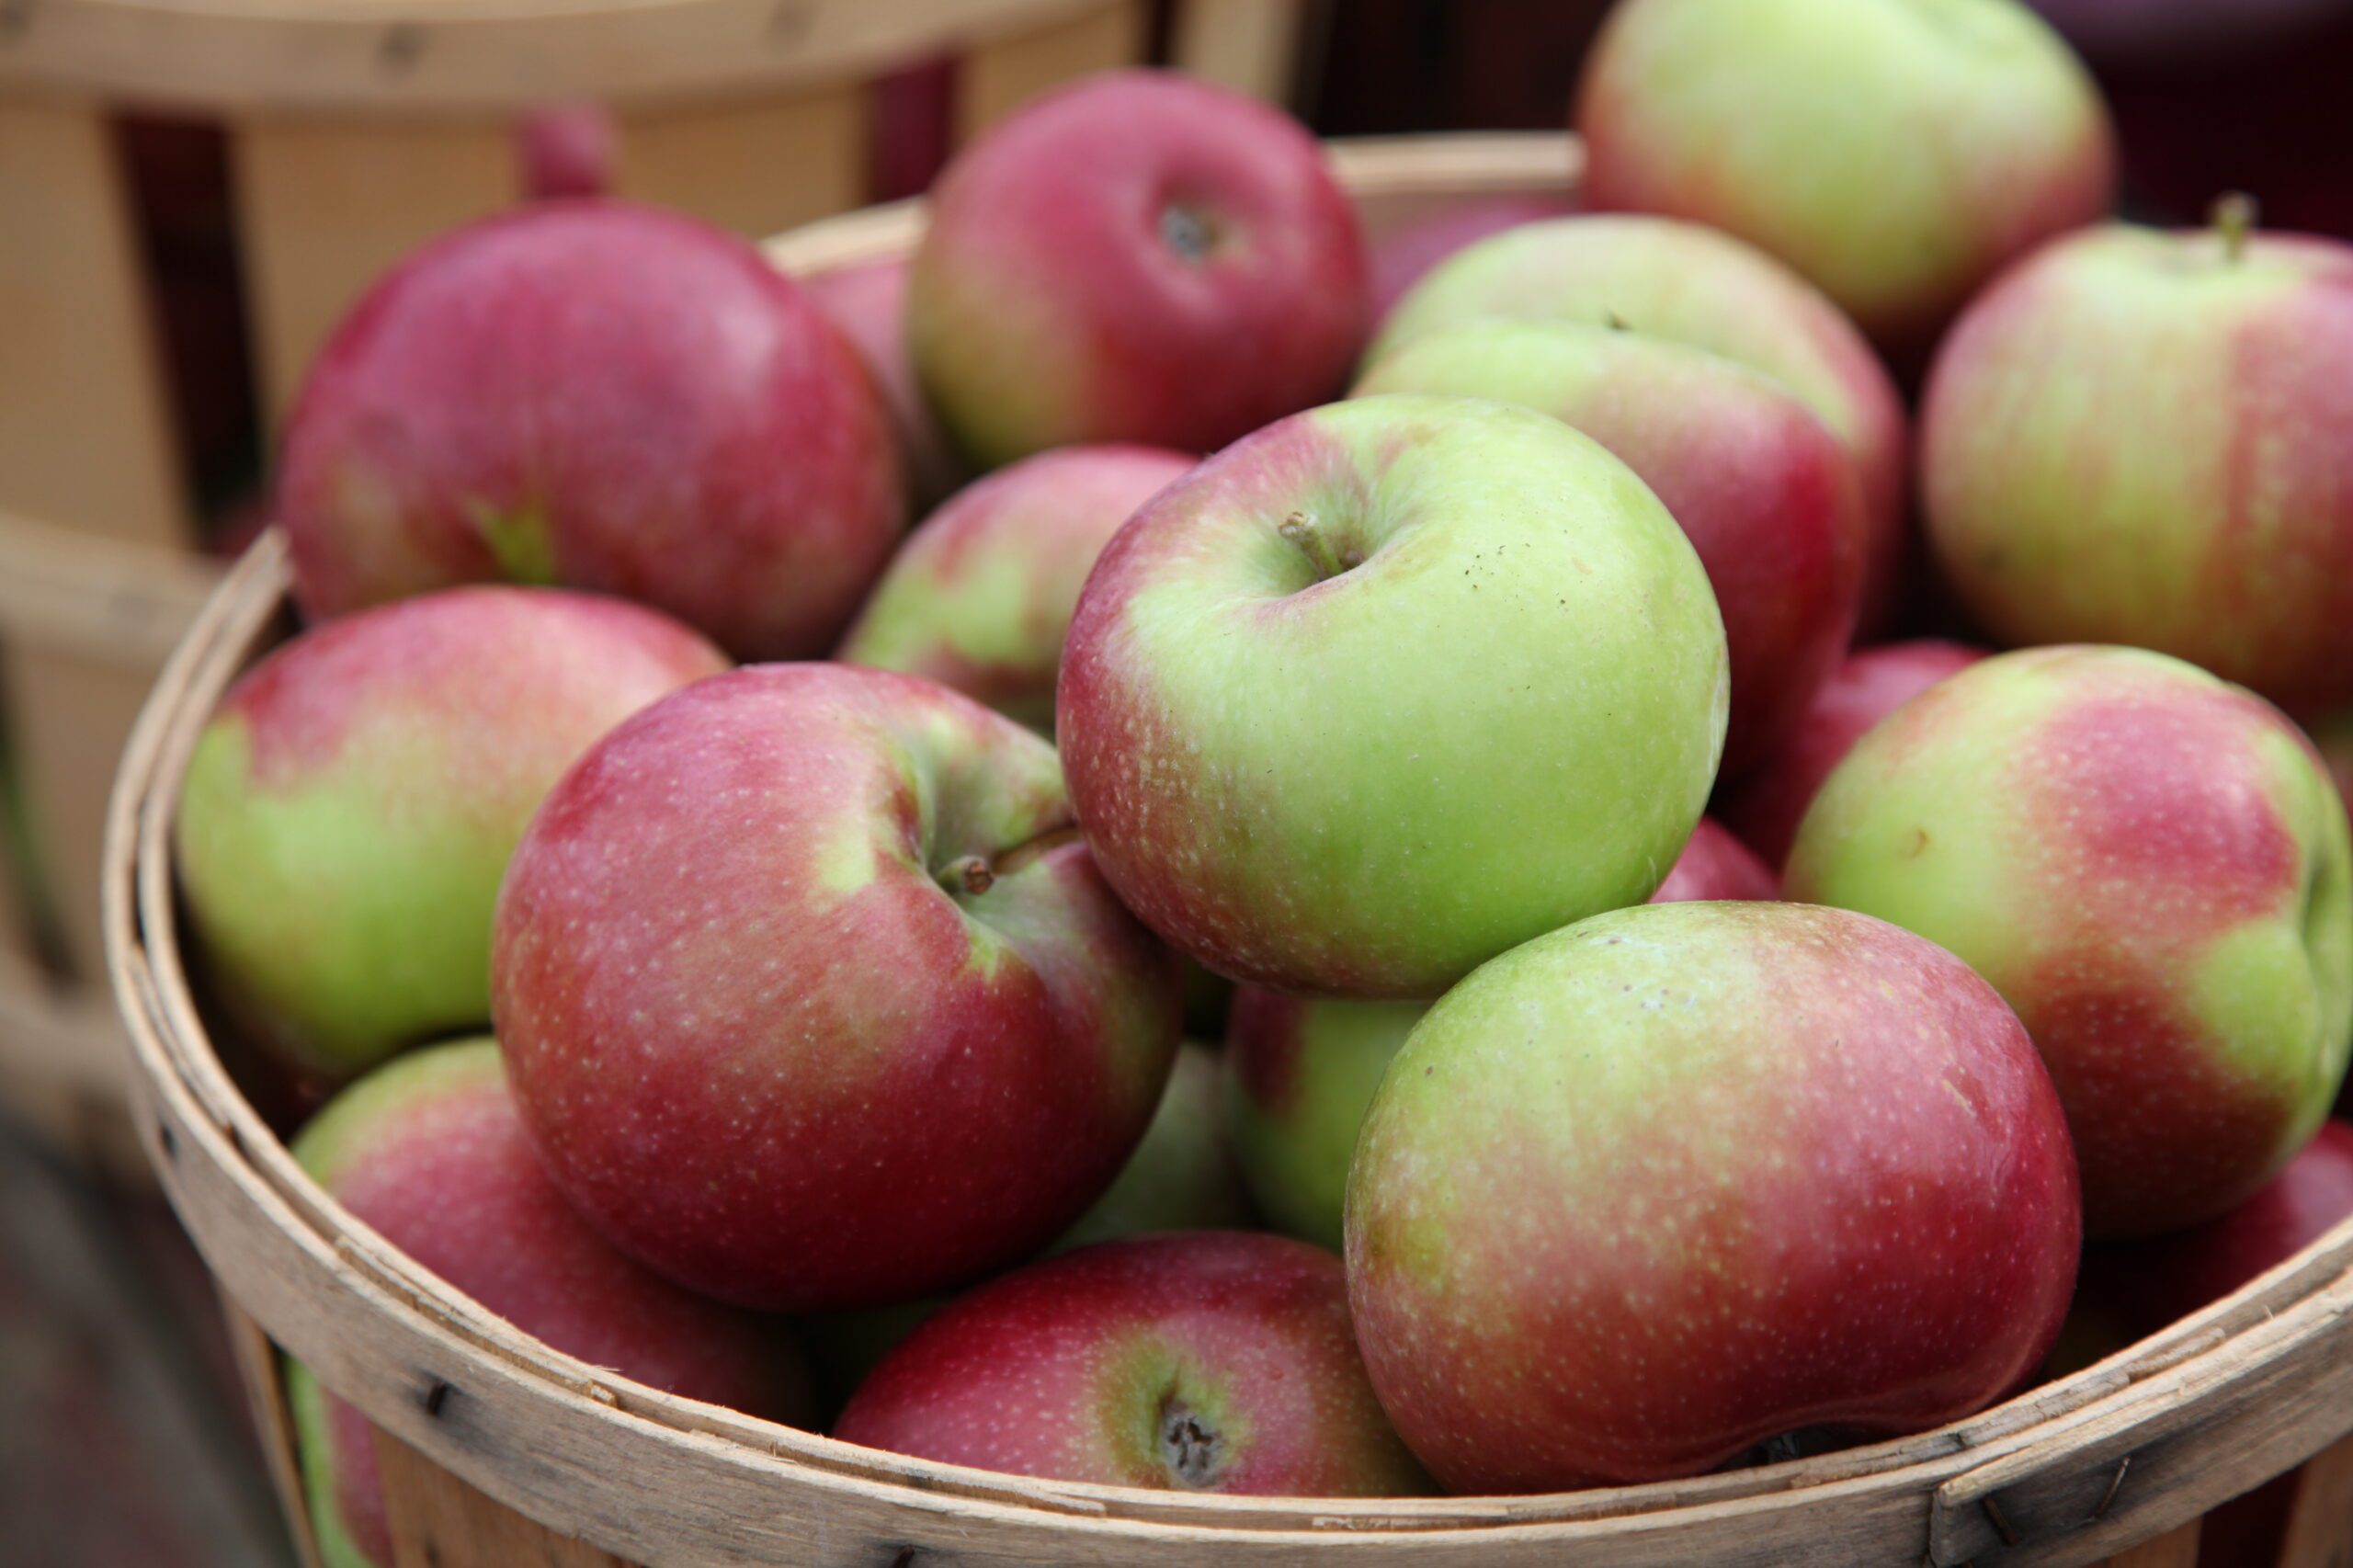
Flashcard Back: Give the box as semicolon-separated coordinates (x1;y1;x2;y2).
168;0;2353;1551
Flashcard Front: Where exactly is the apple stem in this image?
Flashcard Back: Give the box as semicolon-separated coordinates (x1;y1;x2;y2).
946;855;995;896
1279;510;1346;581
2212;192;2256;264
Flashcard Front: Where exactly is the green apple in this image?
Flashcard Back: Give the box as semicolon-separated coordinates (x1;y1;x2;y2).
1577;0;2114;350
1788;645;2353;1236
1058;394;1728;998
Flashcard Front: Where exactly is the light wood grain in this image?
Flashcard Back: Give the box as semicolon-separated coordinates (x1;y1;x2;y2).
1169;0;1305;102
616;85;864;239
0;100;187;547
957;0;1145;141
232;116;515;422
100;138;2353;1568
2278;1430;2353;1568
0;0;1125;113
376;1431;634;1568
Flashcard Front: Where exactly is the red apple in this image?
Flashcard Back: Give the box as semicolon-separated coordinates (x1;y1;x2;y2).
1370;214;1910;633
1653;817;1782;903
835;1233;1427;1495
279;201;903;661
286;1040;806;1568
801;257;965;510
909;71;1368;468
836;444;1194;730
514;104;615;199
1369;195;1577;316
1355;320;1866;775
1347;901;2081;1493
1717;639;1988;868
493;664;1182;1311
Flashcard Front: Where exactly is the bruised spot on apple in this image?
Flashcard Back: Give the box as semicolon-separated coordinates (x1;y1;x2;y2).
1922;217;2353;713
1789;645;2353;1236
1354;320;1866;777
1058;395;1728;1000
1227;818;1777;1252
278;200;904;662
1369;214;1910;634
1717;639;1988;869
173;587;725;1080
493;664;1183;1311
1346;902;2079;1494
910;71;1368;469
286;1040;808;1568
837;444;1195;732
834;1233;1427;1496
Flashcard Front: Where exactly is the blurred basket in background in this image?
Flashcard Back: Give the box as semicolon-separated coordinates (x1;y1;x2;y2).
0;0;1307;1172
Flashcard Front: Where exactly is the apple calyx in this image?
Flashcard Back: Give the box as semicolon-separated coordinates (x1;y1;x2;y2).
1157;1395;1226;1489
2211;192;2257;265
1159;204;1219;267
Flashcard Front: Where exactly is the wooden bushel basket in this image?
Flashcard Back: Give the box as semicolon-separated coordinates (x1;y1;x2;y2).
107;134;2353;1568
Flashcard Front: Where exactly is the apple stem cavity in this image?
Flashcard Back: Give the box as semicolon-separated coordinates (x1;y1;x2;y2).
1157;1396;1224;1488
2212;192;2257;264
1159;203;1217;267
1279;510;1348;582
944;855;995;896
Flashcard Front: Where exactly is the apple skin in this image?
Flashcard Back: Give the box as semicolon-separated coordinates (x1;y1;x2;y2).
837;444;1194;730
1355;320;1864;776
1057;394;1727;1000
1787;645;2353;1237
1226;817;1777;1251
278;200;904;661
286;1040;807;1568
1347;901;2079;1494
514;104;615;199
493;664;1182;1311
174;587;725;1080
802;1040;1250;1411
909;71;1368;468
1576;0;2114;354
1717;639;1989;869
835;1232;1427;1495
801;257;966;510
1922;222;2353;714
1369;215;1909;633
1369;196;1577;317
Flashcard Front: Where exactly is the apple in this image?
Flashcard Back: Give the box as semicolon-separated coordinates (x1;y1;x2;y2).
1922;214;2353;714
909;71;1368;468
1057;394;1727;999
834;1232;1427;1495
1717;639;1988;868
1347;900;2080;1493
1577;0;2114;354
286;1040;807;1568
1652;817;1781;903
837;444;1194;730
1355;320;1864;775
493;664;1182;1311
174;587;724;1079
278;200;903;661
1369;216;1908;632
801;257;966;510
1787;645;2353;1236
802;1040;1250;1410
2317;710;2353;835
1226;816;1776;1250
1057;1039;1252;1251
1369;195;1577;316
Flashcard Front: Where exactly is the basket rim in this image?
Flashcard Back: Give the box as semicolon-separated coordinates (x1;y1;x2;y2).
101;132;2353;1566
